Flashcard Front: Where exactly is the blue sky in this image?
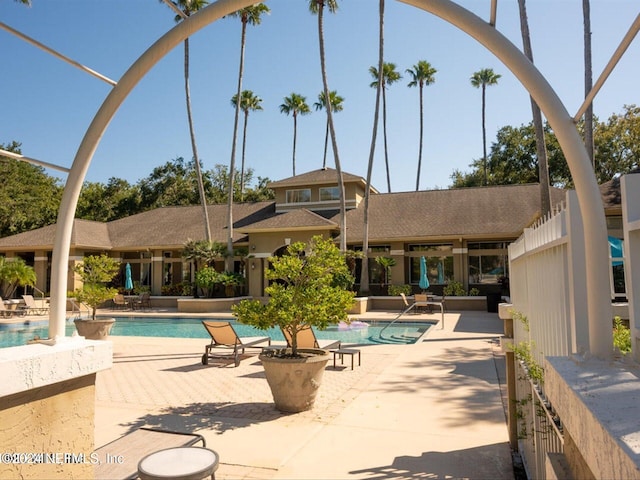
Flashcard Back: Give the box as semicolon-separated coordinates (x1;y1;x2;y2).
1;0;638;194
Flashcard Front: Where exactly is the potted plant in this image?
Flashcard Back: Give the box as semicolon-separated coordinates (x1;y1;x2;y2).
232;235;355;412
71;254;120;340
218;271;244;297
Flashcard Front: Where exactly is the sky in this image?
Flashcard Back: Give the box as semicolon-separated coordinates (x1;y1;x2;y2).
1;0;639;194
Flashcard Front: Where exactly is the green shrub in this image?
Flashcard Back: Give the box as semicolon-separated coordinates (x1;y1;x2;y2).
443;281;466;296
388;284;412;296
613;316;631;355
468;287;480;296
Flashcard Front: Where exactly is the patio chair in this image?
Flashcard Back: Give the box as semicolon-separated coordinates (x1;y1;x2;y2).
131;292;151;311
201;320;271;367
19;294;49;315
280;325;341;351
94;427;211;480
113;293;128;310
414;293;433;314
399;293;419;315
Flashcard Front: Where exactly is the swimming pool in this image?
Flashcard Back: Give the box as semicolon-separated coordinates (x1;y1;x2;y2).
0;317;435;348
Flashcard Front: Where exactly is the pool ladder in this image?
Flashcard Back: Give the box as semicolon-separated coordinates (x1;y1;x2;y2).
378;304;419;338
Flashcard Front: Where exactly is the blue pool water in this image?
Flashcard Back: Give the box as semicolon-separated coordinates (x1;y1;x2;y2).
0;317;434;348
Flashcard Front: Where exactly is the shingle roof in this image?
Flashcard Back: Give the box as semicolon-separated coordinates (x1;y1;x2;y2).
599;168;640;210
268;168;371;190
341;184;567;242
238;208;337;232
0;219;110;249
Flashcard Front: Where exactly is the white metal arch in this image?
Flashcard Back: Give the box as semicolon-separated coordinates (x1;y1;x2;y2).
50;0;611;357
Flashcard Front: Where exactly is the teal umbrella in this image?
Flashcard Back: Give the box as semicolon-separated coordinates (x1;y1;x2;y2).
609;236;624;267
124;263;133;292
437;262;445;284
419;256;430;291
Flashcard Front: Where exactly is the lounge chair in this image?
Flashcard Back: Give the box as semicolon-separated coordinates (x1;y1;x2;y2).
19;294;49;315
0;296;24;318
201;320;271;367
280;325;341;350
400;293;418;314
94;427;210;480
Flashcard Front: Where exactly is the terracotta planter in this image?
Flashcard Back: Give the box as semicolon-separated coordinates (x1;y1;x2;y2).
74;318;115;341
259;348;330;413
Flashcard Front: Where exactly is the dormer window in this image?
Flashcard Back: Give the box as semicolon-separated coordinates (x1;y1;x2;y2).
286;188;311;203
319;186;340;201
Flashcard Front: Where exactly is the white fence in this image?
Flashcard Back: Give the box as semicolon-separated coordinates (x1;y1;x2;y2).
507;173;640;479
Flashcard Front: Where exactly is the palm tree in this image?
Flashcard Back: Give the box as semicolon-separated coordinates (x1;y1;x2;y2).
226;3;270;271
360;0;385;296
280;93;311;176
517;0;551;215
406;61;437;191
309;0;347;252
583;0;595;170
314;90;345;169
470;68;501;186
231;90;263;201
369;62;402;193
164;0;211;241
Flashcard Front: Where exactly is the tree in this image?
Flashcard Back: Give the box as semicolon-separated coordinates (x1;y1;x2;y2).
375;255;396;289
517;0;551;215
231;90;263;201
314;90;344;169
369;62;402;193
309;0;347;253
406;60;437;191
280;93;311;176
232;235;354;357
77;177;141;222
0;257;36;300
226;3;270;272
137;157;203;209
360;0;386;296
470;68;501;186
583;0;595;169
72;254;120;321
163;0;212;241
0;142;62;237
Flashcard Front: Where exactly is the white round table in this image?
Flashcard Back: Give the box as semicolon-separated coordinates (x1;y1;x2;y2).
137;447;219;480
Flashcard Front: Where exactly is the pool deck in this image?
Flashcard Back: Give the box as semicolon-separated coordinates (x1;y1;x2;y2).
89;308;514;479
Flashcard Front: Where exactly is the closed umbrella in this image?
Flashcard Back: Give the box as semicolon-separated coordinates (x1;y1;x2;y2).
608;236;624;267
419;256;430;291
437;262;445;284
124;263;134;292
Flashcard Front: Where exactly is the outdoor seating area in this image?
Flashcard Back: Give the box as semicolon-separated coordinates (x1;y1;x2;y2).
113;292;152;311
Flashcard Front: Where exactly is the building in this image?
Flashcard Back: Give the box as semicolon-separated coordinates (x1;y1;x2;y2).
0;168;566;298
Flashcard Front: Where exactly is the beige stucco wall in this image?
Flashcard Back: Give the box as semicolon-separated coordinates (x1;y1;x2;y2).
0;375;96;479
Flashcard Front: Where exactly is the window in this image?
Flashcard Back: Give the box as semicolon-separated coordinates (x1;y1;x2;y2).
286;189;311;203
408;244;453;285
319;186;340;201
351;245;390;286
468;242;509;284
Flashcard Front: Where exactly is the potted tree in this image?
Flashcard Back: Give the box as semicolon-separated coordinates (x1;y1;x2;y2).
232;235;355;412
72;254;120;340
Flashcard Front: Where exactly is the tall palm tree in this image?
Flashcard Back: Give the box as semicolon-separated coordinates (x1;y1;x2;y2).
226;3;270;271
369;62;401;193
360;0;385;296
314;90;345;169
470;68;501;186
164;0;211;241
583;0;595;170
517;0;551;215
309;0;346;253
280;93;311;176
406;61;437;191
231;90;263;201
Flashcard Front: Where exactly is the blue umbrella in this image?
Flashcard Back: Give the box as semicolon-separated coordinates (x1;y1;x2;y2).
437;262;445;284
419;256;430;291
124;263;133;292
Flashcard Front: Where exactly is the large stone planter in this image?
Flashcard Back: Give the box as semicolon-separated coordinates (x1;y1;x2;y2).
74;318;115;340
259;348;330;413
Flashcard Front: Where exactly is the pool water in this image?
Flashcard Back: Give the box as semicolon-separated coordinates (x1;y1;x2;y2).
0;317;434;348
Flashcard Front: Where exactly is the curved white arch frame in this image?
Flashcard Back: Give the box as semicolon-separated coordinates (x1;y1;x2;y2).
50;0;612;357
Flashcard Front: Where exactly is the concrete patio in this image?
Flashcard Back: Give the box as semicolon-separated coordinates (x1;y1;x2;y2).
94;310;514;479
